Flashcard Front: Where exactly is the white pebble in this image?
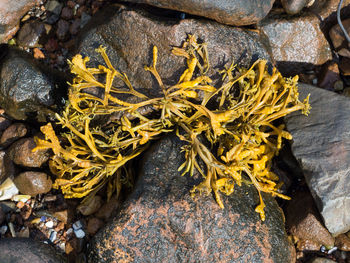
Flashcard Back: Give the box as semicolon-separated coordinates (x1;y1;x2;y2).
66;227;73;235
45;220;54;228
73;220;83;230
74;228;85;239
0;225;8;235
49;230;57;242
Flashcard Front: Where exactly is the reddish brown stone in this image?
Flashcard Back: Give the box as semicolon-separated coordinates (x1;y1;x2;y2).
318;62;341;90
286;191;335;248
61;6;74;20
8;137;49;168
0;0;40;43
87;217;104;235
94;195;119;221
0;123;27;147
14;171;52;196
77;195;103;216
335;234;350;251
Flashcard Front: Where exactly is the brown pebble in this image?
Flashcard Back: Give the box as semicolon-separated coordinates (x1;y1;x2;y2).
55;221;65;232
53;210;68;224
0;123;27;147
77;195;103;216
45;38;59;52
61;7;74;20
20;203;32;220
335;234;350;251
86;217;104;235
16;201;25;209
56;19;70;40
14;171;52;196
8;137;49;168
69;18;80;35
95;195;119;220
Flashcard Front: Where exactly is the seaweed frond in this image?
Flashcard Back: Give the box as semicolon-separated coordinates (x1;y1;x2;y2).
34;35;310;220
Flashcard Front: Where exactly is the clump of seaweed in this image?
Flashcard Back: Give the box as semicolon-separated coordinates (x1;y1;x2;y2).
33;35;310;220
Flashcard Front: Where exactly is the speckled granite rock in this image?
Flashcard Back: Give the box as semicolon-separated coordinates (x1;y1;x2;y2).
285;84;350;236
88;135;295;263
77;5;271;100
0;238;66;263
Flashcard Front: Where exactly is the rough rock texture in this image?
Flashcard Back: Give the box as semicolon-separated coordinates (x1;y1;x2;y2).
77;5;271;100
329;18;350;58
281;0;313;15
0;45;67;121
123;0;274;26
285;84;350;236
14;171;52;196
0;0;40;43
88;136;295;263
8;137;49;167
286;191;334;248
0;238;66;263
259;12;332;75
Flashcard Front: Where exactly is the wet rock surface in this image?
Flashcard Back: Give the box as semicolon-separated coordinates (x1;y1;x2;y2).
77;5;271;99
0;46;67;121
0;123;27;147
0;0;40;43
88;135;295;263
0;237;66;263
17;20;47;48
286;191;334;248
122;0;275;26
0;150;15;184
281;0;314;15
14;171;52;196
8;137;49;167
259;11;332;75
285;84;350;236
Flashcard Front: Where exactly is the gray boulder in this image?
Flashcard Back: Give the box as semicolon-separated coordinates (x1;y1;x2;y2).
76;5;271;99
121;0;275;26
0;45;67;121
88;135;295;263
0;238;66;263
285;84;350;236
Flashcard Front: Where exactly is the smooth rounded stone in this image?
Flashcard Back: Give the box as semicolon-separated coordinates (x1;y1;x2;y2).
76;5;271;102
0;238;66;263
0;45;67;121
259;11;332;76
123;0;274;26
285;84;350;236
286;191;334;248
56;19;70;40
61;6;74;20
16;20;46;48
0;151;15;184
281;0;314;15
88;136;295;263
86;217;104;235
0;123;27;147
77;195;103;216
8;137;49;167
14;171;52;196
0;0;40;43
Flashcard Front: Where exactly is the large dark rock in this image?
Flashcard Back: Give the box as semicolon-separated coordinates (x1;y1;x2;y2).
122;0;275;26
285;84;350;236
88;136;295;263
0;45;67;121
259;11;332;76
0;0;40;43
76;5;271;100
0;238;66;263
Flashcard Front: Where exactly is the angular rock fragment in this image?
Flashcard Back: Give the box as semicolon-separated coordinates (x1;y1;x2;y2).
285;83;350;236
88;136;295;263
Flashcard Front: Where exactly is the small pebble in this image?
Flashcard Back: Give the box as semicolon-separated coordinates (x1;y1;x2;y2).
0;225;7;235
45;220;54;228
40;216;47;222
49;230;57;242
74;228;85;239
66;227;73;235
73;220;83;230
8;222;16;237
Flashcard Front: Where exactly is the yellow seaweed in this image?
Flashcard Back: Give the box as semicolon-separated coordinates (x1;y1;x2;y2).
34;35;310;220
